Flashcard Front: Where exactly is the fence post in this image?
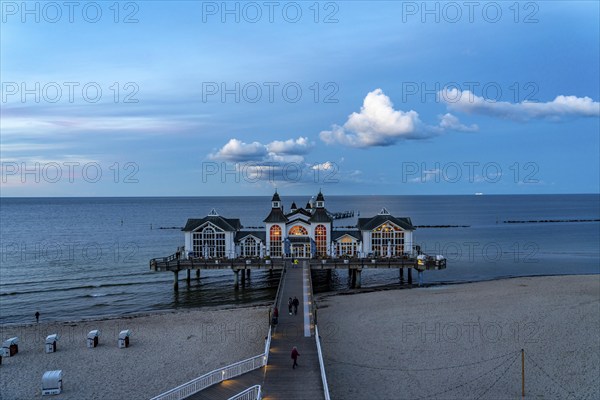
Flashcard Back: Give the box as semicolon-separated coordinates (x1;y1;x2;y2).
521;349;525;398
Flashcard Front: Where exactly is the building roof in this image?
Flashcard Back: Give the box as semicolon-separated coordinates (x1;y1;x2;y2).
235;231;266;242
315;191;325;202
271;191;281;202
331;230;362;241
357;215;415;231
286;207;312;218
290;202;297;210
183;216;242;232
309;208;333;223
263;207;289;223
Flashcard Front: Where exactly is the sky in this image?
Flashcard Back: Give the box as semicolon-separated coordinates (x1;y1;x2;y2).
1;0;599;196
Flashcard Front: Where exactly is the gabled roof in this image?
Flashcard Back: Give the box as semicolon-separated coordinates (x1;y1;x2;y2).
263;207;289;223
235;231;266;242
183;216;242;232
271;191;281;202
309;208;332;223
331;230;362;241
286;208;311;218
357;215;415;231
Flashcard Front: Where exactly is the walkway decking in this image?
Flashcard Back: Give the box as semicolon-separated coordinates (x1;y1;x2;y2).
189;261;325;400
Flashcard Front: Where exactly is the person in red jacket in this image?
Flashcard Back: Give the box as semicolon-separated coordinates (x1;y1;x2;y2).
291;346;300;369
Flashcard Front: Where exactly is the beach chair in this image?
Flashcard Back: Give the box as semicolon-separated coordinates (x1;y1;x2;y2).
2;337;19;357
86;330;100;348
118;330;131;348
42;370;63;395
45;334;59;353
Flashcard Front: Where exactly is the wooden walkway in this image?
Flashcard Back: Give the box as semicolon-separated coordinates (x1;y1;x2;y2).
189;261;325;400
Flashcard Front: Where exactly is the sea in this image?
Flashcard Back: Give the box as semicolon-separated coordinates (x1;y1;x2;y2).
1;195;599;325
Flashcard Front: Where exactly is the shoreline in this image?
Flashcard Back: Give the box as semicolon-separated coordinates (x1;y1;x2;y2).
3;272;599;328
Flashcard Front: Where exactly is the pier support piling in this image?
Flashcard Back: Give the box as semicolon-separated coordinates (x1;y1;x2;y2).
246;269;251;277
356;269;362;288
234;270;239;289
399;267;404;282
408;268;413;285
173;270;179;292
186;269;191;286
196;269;200;279
350;269;357;288
241;269;246;285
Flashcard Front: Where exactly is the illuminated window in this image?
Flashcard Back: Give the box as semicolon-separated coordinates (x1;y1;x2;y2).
270;225;282;257
315;225;327;257
336;235;357;257
289;225;308;236
371;223;404;256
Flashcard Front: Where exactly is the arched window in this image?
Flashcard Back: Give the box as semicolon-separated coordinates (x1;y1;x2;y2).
371;223;404;257
270;225;282;257
192;225;226;258
336;235;357;257
243;237;258;257
289;225;308;236
315;225;327;257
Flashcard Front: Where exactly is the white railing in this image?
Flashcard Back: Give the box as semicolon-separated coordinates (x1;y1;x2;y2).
315;325;331;400
150;328;272;400
227;384;262;400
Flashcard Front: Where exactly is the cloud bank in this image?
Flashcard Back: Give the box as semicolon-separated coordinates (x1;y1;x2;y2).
440;88;600;120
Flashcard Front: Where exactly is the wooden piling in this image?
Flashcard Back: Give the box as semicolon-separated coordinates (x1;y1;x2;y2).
196;269;200;279
234;269;239;289
399;267;404;282
186;269;191;285
408;268;412;285
173;270;179;292
356;269;362;288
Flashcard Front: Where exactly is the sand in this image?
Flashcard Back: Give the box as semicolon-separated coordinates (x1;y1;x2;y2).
2;275;598;400
317;275;600;400
0;305;268;400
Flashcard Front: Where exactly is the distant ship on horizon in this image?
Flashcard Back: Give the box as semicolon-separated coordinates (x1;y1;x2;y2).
475;192;484;196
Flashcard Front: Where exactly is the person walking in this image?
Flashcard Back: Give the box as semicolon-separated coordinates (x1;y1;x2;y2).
288;297;293;315
291;346;300;369
272;306;279;325
292;296;299;315
35;311;40;323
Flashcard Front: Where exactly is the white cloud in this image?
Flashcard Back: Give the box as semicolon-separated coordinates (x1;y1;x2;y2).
438;113;479;132
440;88;600;120
266;137;313;155
210;136;313;164
320;89;478;148
320;89;425;147
209;139;268;162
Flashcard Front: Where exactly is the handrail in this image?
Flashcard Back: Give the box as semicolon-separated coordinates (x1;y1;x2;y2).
314;325;331;400
227;385;262;400
150;329;271;400
151;302;273;399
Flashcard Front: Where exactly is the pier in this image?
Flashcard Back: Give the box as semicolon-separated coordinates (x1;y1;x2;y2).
151;260;329;400
150;254;445;291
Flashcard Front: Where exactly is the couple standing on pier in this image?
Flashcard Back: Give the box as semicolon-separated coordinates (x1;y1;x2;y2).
288;297;299;315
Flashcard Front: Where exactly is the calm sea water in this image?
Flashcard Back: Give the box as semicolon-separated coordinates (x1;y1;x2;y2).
1;195;598;325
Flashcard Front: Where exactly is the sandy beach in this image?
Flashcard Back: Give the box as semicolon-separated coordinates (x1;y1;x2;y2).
317;275;600;400
0;305;268;400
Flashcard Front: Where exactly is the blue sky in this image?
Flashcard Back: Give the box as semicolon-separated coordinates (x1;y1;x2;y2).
1;1;599;196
